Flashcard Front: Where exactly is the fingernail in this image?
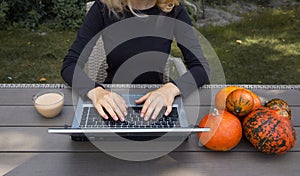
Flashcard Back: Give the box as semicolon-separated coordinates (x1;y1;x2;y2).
140;113;144;118
124;111;128;116
113;116;118;121
145;115;150;120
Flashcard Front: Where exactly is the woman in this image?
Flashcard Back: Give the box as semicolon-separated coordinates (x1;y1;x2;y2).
61;0;210;122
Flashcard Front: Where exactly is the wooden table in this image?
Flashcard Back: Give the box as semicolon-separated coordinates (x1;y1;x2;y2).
0;84;299;176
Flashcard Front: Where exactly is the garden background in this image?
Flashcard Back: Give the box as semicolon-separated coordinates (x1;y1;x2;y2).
0;0;299;84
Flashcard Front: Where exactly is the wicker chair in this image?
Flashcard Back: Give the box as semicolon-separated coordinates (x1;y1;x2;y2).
86;1;187;83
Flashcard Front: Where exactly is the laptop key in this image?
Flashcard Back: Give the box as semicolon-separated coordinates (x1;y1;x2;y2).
167;121;174;126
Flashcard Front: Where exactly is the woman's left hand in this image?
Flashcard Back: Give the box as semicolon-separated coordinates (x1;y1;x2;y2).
135;83;181;121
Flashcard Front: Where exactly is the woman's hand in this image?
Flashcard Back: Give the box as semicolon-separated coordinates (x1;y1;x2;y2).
135;83;181;121
87;87;127;121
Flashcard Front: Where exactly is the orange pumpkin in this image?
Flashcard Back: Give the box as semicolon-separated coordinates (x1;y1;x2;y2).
226;89;254;117
243;107;296;154
248;91;262;110
215;86;241;110
264;98;292;120
198;108;242;151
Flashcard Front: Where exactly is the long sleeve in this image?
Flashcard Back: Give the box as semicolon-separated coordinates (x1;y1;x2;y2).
172;5;210;98
61;0;105;97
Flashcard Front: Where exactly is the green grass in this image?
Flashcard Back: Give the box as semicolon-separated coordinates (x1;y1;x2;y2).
0;26;75;83
198;5;300;84
0;5;300;84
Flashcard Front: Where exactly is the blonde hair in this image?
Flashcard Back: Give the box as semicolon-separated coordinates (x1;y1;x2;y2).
101;0;180;17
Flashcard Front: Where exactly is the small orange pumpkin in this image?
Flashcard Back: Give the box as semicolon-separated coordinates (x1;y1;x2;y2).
248;91;262;110
264;98;292;120
226;89;254;117
198;108;242;151
215;86;241;110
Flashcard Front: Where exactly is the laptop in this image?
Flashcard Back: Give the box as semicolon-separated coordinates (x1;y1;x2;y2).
48;84;209;141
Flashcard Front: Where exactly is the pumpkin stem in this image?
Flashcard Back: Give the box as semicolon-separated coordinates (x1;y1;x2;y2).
234;107;241;114
212;108;219;116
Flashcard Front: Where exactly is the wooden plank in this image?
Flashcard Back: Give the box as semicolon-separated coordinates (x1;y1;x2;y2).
1;105;299;129
1;87;300;106
2;152;300;176
184;106;300;126
1;105;300;127
0;127;97;152
0;127;299;152
0;105;207;127
0;88;74;106
0;106;74;126
184;88;300;106
252;89;300;106
0;153;34;176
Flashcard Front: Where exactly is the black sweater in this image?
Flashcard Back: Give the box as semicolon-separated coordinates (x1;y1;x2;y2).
61;0;210;98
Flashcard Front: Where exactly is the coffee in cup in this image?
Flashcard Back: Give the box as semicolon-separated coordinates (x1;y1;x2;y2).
33;90;64;118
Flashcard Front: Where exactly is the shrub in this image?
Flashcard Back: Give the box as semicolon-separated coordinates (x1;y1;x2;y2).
4;0;48;29
0;1;9;29
52;0;86;30
1;0;86;30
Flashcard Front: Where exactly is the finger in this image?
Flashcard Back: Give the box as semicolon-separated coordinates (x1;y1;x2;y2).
101;101;118;121
135;93;150;104
144;99;160;121
94;103;108;120
114;94;128;116
151;102;164;120
144;105;154;121
165;104;173;116
113;105;125;122
140;97;153;118
140;93;162;118
105;98;125;121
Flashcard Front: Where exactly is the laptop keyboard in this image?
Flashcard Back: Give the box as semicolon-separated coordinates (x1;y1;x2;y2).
79;107;180;128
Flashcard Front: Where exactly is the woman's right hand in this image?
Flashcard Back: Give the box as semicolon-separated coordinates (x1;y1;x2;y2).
87;87;128;121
